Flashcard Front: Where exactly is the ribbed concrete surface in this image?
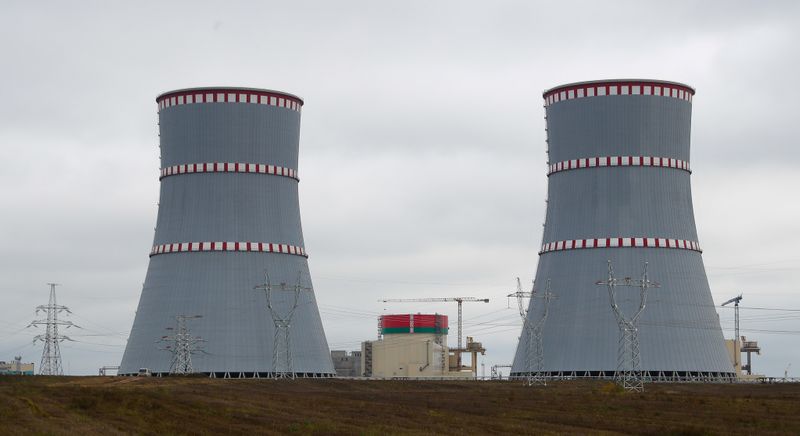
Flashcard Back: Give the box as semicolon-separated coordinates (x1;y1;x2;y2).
512;81;734;376
120;89;334;375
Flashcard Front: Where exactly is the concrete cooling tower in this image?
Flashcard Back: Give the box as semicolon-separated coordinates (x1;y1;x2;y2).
511;80;735;381
119;87;335;378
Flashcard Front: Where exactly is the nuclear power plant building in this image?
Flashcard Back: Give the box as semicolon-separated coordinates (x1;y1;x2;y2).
511;80;735;381
119;87;335;377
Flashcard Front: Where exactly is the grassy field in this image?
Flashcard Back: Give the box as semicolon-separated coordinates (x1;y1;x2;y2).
1;377;799;435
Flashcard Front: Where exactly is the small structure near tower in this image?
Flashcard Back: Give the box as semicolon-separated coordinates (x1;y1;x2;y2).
361;314;476;378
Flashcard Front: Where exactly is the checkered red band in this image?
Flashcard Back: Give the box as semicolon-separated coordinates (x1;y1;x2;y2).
149;242;307;258
548;156;690;176
540;237;701;254
159;162;298;181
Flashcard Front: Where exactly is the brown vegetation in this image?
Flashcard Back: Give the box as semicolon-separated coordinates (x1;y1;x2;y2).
1;377;799;435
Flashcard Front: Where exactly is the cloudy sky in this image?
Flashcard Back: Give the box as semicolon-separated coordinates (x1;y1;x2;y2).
1;1;798;377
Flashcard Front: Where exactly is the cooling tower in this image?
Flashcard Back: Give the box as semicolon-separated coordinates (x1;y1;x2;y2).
511;80;735;380
119;87;335;377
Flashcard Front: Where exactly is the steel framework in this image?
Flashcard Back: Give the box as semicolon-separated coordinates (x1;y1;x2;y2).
28;283;76;375
254;271;312;379
721;294;743;371
596;261;659;392
509;278;555;386
159;315;205;375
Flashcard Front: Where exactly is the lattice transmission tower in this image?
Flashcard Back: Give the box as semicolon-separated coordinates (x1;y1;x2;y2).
595;261;659;392
254;271;312;379
28;283;77;375
159;315;205;375
509;277;556;386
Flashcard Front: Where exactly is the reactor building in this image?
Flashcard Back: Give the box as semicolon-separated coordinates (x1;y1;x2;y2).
511;80;735;381
119;87;335;377
361;314;476;378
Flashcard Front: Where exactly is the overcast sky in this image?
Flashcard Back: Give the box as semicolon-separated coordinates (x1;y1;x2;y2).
1;1;798;377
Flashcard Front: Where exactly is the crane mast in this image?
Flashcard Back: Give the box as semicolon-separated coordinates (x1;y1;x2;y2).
721;294;743;373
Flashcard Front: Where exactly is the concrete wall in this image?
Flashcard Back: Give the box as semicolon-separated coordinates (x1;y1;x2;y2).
512;80;734;377
120;88;334;376
361;333;472;378
331;350;362;377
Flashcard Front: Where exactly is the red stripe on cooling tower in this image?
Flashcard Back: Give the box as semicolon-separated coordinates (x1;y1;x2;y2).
149;241;308;258
159;162;299;181
539;237;702;255
548;155;690;176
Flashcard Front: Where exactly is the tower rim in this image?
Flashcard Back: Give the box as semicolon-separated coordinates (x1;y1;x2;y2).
157;87;304;105
543;79;695;98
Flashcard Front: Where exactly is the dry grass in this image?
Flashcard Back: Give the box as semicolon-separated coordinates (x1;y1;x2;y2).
1;376;799;435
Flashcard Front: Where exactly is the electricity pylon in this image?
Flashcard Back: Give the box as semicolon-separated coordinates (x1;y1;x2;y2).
596;261;659;392
28;283;76;375
509;278;555;386
159;315;205;375
254;271;312;379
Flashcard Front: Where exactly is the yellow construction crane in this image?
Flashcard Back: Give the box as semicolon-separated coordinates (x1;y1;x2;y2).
378;297;489;368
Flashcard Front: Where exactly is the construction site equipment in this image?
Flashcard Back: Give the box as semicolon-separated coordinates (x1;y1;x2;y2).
740;336;761;375
491;364;512;380
462;337;486;377
721;295;743;371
